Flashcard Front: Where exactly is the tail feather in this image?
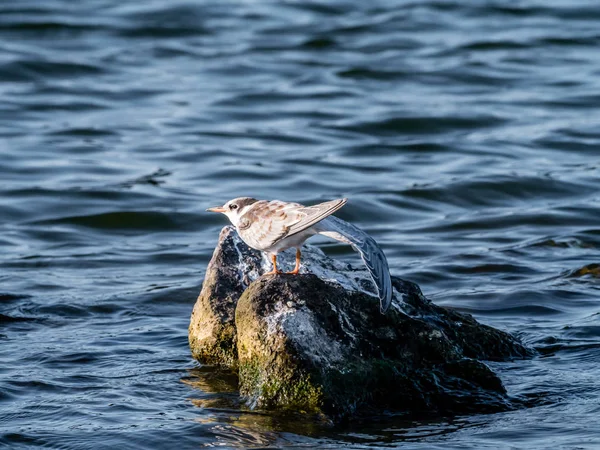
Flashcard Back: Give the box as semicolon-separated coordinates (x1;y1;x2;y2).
315;216;392;313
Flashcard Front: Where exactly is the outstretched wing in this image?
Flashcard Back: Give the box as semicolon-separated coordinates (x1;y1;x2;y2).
315;216;393;313
238;199;347;251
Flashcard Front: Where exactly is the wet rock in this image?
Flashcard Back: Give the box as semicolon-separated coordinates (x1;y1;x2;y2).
189;226;534;421
188;226;262;367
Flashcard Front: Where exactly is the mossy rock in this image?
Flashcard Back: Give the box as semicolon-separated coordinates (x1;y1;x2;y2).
188;226;262;368
234;274;528;421
189;226;534;422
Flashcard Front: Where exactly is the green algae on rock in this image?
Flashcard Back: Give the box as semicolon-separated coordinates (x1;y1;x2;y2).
188;226;262;367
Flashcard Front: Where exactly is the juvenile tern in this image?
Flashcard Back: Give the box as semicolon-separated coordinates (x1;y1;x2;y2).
207;197;392;313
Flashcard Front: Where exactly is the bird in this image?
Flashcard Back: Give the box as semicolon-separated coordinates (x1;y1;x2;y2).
206;197;392;313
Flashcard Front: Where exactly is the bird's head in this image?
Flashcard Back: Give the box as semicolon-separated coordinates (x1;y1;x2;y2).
206;197;258;227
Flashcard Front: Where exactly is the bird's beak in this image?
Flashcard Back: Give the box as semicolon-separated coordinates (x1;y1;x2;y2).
206;206;226;213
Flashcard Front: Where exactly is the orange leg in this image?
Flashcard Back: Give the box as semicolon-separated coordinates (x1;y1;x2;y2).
264;254;282;275
286;248;301;275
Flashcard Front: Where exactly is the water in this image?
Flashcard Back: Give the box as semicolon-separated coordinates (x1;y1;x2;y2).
1;0;599;448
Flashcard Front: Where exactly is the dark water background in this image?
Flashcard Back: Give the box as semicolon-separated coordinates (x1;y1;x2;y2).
1;0;600;448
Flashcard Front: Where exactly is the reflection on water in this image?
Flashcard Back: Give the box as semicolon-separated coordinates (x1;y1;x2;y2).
1;0;600;448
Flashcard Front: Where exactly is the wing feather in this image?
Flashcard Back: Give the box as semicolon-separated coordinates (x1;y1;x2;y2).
286;198;347;237
314;216;392;313
237;199;347;251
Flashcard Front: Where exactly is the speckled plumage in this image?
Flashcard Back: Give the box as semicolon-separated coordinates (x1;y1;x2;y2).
236;198;346;251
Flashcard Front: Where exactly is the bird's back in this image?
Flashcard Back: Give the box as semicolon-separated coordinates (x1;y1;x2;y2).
237;198;347;251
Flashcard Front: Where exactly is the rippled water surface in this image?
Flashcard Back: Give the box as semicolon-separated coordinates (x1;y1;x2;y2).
1;0;600;448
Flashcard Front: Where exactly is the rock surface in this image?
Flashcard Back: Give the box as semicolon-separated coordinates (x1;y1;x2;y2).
189;226;534;421
189;226;262;367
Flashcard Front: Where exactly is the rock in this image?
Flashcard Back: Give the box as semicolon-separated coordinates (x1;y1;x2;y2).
188;226;262;367
189;226;534;421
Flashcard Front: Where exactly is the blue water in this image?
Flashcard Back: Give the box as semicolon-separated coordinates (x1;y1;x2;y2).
1;0;600;448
